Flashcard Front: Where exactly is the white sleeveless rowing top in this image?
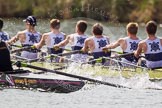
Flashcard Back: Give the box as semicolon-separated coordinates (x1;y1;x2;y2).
21;30;41;59
46;32;65;48
70;33;88;62
22;30;41;45
0;31;10;42
145;37;162;68
92;36;109;52
71;33;88;48
124;37;141;53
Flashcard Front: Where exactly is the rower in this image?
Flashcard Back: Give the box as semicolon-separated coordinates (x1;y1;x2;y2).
134;21;162;69
34;19;66;62
0;18;10;42
0;40;13;72
82;23;110;64
53;20;88;62
34;19;65;54
7;16;41;59
103;22;140;64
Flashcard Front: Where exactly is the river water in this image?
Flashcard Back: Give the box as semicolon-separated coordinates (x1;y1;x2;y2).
1;18;162;108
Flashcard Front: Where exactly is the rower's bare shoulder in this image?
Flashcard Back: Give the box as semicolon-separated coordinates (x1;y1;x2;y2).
85;37;92;42
117;38;125;44
17;30;26;35
15;30;26;38
139;40;146;44
42;32;50;37
138;40;147;48
118;37;125;41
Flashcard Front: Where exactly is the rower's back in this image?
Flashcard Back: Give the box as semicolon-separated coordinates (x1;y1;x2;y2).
144;21;162;68
70;20;88;62
91;23;111;59
0;41;13;72
122;23;140;63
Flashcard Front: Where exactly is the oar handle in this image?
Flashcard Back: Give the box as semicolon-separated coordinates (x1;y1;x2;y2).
11;47;30;53
11;46;41;54
53;46;76;52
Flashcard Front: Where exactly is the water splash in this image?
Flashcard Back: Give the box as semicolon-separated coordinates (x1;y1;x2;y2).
65;62;162;90
122;73;162;90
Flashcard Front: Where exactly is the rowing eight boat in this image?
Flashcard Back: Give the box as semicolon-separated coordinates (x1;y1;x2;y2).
0;70;85;93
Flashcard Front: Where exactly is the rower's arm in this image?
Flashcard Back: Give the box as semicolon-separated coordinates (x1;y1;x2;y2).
7;33;20;45
134;42;143;58
56;35;70;47
34;34;46;49
103;38;120;50
82;38;90;53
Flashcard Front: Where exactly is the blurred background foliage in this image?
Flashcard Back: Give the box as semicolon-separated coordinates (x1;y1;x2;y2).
1;0;162;23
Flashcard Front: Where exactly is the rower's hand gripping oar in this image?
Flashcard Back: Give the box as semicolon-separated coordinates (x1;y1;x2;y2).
103;49;123;55
15;61;130;89
53;46;72;52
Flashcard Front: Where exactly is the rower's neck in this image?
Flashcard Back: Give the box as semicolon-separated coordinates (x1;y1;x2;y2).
27;27;36;33
52;29;60;34
95;35;103;38
128;34;138;40
147;35;157;40
77;31;84;35
78;33;84;35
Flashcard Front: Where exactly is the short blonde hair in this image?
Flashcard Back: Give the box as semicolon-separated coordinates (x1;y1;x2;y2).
126;22;138;35
50;19;60;29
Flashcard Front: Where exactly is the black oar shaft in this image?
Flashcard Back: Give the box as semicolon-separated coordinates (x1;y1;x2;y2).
58;50;81;56
111;52;134;58
20;63;130;89
11;46;41;54
11;47;30;53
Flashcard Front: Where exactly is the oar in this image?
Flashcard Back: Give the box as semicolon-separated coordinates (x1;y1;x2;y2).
81;52;134;66
81;58;103;65
11;44;22;48
103;56;148;69
0;69;30;74
103;49;123;54
44;50;82;62
57;50;81;56
11;47;32;53
12;55;40;63
53;46;72;51
11;46;41;54
15;61;130;89
111;52;134;58
48;46;82;57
